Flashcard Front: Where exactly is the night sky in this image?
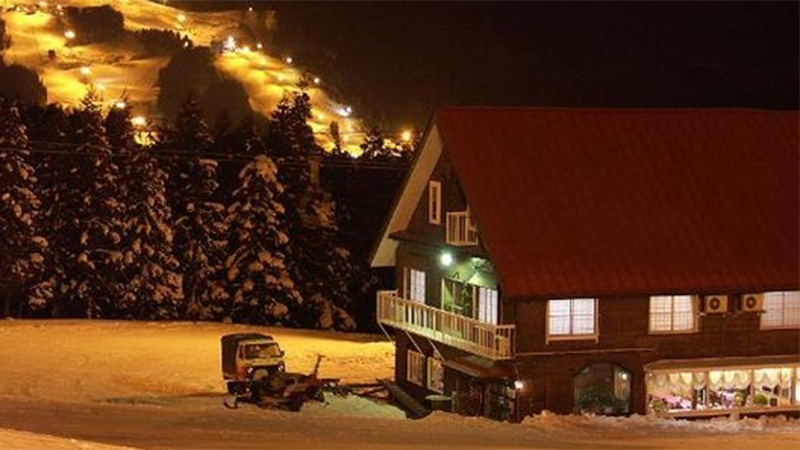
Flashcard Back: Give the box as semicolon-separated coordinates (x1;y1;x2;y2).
180;1;799;131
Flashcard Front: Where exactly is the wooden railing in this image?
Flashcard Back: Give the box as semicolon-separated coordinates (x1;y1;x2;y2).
377;290;515;360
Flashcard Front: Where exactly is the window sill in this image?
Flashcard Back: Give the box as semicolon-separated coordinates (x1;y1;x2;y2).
759;325;800;331
648;329;698;335
546;334;599;344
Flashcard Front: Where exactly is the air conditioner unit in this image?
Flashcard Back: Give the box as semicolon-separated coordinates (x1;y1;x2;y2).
703;295;728;314
740;293;764;313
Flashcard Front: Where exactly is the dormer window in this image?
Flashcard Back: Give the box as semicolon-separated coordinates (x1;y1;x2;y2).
428;180;441;224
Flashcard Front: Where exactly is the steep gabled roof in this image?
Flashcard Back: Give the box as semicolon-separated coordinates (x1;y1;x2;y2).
435;107;799;298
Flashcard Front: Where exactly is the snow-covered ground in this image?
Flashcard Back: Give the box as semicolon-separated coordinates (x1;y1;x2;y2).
2;0;366;152
0;319;798;449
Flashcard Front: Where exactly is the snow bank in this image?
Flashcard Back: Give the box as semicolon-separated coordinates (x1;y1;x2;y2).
0;428;134;449
302;393;406;420
523;409;800;435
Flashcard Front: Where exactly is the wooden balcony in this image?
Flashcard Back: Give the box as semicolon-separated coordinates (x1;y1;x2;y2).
377;290;515;360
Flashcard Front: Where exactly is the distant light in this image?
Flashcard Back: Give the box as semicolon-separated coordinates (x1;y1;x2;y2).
256;43;263;50
439;252;453;267
248;6;254;12
80;66;91;76
176;14;186;22
401;130;412;142
183;41;189;48
514;380;525;390
96;83;106;91
64;30;76;40
336;106;351;118
131;116;147;127
313;77;321;85
285;56;293;64
114;101;127;109
224;36;236;52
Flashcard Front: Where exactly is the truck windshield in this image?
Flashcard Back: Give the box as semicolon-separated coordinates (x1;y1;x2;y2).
244;343;281;359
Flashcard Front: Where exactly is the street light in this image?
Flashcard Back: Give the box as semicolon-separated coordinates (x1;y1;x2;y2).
64;30;76;40
401;130;412;142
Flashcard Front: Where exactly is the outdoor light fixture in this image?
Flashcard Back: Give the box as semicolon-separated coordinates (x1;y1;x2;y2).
285;57;293;64
440;252;453;267
514;380;525;390
401;130;412;142
131;116;147;127
177;14;186;22
64;30;76;40
313;77;321;85
256;43;263;49
80;66;91;76
114;101;127;109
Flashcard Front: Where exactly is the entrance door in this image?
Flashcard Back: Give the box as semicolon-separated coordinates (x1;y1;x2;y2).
574;363;632;414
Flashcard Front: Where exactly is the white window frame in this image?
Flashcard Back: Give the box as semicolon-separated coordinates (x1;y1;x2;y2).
761;291;800;330
403;267;426;304
476;286;499;325
546;298;599;343
648;295;698;334
406;349;425;386
445;211;478;246
428;180;441;225
426;357;444;393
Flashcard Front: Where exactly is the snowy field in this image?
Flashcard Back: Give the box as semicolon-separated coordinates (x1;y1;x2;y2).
0;319;798;449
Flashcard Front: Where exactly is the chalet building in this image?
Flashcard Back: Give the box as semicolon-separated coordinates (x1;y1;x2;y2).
370;108;800;421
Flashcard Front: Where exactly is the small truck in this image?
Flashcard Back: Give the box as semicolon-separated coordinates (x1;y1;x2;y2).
221;333;338;411
221;333;286;396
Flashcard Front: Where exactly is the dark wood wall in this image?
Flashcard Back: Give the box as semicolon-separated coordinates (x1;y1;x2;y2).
509;295;800;415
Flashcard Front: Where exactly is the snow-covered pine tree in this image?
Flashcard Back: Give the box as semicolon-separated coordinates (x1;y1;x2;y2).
161;93;228;320
105;106;183;319
0;101;47;316
224;155;301;325
265;87;356;330
51;90;126;318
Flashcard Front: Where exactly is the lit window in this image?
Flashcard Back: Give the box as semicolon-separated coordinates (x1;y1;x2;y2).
427;357;444;393
761;291;800;329
428;180;441;225
547;298;597;340
649;295;696;333
403;268;426;304
406;350;425;386
477;287;499;325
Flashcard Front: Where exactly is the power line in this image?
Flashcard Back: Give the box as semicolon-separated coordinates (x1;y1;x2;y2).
0;144;412;171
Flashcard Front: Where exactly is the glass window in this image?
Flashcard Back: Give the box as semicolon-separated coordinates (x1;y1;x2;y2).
403;268;426;304
427;357;444;393
428;181;441;225
547;298;596;339
646;365;799;414
406;350;425;386
477;287;499;325
761;291;800;329
649;295;696;333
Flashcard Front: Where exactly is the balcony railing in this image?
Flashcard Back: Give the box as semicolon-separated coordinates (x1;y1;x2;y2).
446;211;478;246
377;290;515;360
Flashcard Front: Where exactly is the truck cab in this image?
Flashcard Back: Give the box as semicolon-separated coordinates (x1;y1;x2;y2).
221;333;286;387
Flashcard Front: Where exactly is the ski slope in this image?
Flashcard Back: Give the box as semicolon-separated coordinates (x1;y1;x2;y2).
1;0;365;152
0;319;797;450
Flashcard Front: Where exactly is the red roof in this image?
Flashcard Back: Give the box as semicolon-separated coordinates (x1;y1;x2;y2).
436;108;800;298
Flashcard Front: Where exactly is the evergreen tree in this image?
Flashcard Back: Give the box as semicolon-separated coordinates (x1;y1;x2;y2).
224;155;301;325
359;125;394;161
50;90;125;317
265;87;356;330
0;101;47;315
161;93;227;320
106;106;183;319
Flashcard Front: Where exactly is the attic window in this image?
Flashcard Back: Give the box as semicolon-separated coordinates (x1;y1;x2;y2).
428;180;441;225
